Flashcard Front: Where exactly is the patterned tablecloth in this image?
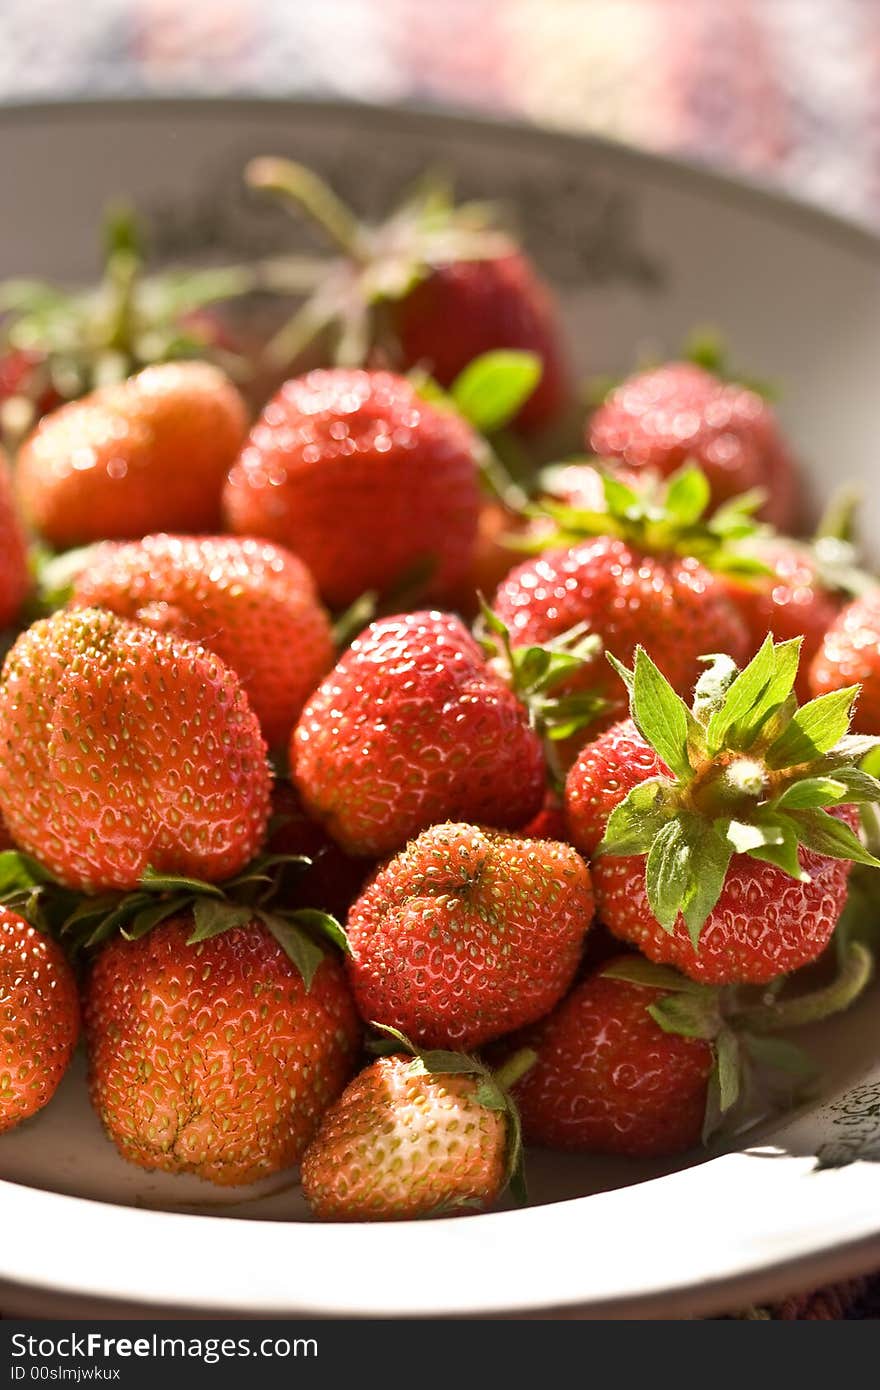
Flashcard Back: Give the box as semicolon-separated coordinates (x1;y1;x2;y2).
0;0;878;1320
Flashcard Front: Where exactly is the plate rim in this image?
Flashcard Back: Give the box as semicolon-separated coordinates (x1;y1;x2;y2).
3;1153;880;1319
0;93;878;264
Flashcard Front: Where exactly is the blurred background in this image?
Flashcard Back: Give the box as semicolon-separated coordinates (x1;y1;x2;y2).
1;0;879;230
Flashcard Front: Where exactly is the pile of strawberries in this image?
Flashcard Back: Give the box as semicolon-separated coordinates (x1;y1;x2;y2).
2;158;880;1223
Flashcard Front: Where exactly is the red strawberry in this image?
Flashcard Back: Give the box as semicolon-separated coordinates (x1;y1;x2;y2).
223;369;481;609
84;915;360;1185
393;253;567;430
16;361;248;548
512;964;712;1155
723;540;841;702
246;158;569;432
346;821;594;1049
267;780;372;919
0;908;80;1133
293;610;546;857
565;641;879;983
520;791;569;843
515;936;873;1157
301;1048;526;1220
493;536;749;728
69;534;333;749
0;447;30;627
589;362;798;529
0;608;271;891
449;499;528;619
0;348;62;430
810;590;880;735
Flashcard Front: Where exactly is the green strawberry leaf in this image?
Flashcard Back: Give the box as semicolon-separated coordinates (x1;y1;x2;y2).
828;772;878;806
773;774;875;811
125;896;191;940
601;471;641;518
286;907;351;956
188;898;255;943
745;815;810;880
140;867;225;898
765;686;860;768
647;993;719;1039
622;648;696;781
645;819;692;932
706;636;801;754
0;849;56;895
680;823;733;946
664;462;712;526
601;958;709;996
411;1050;483;1076
597;778;676;856
473;1079;508;1111
785;809;880;868
367;1022;419;1057
834;735;880;766
449;350;542;434
715;1029;742;1115
84;894;153;948
256;910;325;990
538;690;608;742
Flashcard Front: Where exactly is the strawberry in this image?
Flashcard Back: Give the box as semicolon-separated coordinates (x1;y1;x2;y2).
267;780;372;919
0;447;30;627
16;361;248;548
493;465;751;729
0;203;253;446
345;821;594;1049
449;499;527;619
292;611;547;857
565;639;880;983
511;946;872;1156
301;1042;532;1220
512;964;713;1155
520;791;569;842
0;608;271;891
246;158;569;431
0;908;80;1133
392;253;567;430
84;914;360;1185
722;539;841;702
589;362;798;529
223;368;481;609
810;591;880;735
69;534;333;749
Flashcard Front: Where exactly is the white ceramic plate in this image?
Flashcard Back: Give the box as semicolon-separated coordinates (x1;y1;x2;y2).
1;98;880;1320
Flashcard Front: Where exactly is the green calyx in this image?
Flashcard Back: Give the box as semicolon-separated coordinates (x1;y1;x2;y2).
0;849;349;990
0;202;255;441
413;349;543;511
603;942;873;1141
477;599;606;771
368;1024;535;1206
246;156;511;371
597;636;880;945
526;461;771;575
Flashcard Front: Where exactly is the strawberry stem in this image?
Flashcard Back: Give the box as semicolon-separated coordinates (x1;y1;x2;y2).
815;484;862;544
246;157;367;263
739;941;873;1033
493;1048;537;1091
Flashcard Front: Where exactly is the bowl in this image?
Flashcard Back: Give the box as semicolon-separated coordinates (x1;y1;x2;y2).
1;97;879;1320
